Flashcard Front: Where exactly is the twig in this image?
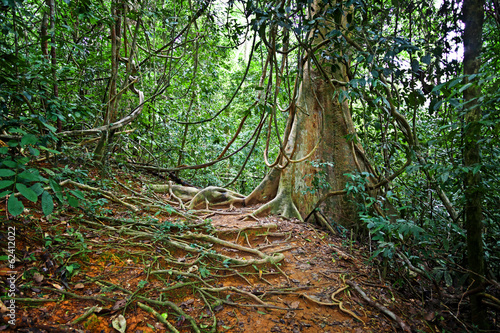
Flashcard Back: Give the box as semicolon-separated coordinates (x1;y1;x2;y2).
69;306;101;325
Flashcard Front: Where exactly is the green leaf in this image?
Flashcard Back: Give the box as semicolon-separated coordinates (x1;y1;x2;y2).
42;122;57;133
49;179;64;202
444;271;452;287
30;183;44;196
2;160;17;168
29;146;40;157
0;190;12;198
0;147;8;154
21;134;38;147
67;195;79;208
39;146;60;154
70;190;85;200
16;183;38;202
41;168;55;176
410;59;420;72
0;169;16;177
8;195;24;216
42;191;54;216
0;180;14;189
458;83;473;93
17;170;41;182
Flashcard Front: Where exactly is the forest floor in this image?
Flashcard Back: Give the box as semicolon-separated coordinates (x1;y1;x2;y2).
0;163;436;332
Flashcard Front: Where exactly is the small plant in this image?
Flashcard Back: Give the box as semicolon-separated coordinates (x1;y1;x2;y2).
301;161;334;195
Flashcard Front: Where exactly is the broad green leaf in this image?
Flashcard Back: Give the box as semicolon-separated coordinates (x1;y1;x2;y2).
0;169;16;177
2;160;17;168
67;195;79;208
21;134;37;147
30;183;44;196
42;191;54;216
0;190;12;198
8;195;24;216
16;183;38;203
17;170;40;182
0;180;14;189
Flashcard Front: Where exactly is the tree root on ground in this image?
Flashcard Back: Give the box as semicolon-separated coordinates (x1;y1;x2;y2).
187;186;246;209
251;187;302;221
137;302;180;333
346;280;411;332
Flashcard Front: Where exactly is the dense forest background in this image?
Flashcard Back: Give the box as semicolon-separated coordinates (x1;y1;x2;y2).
1;0;500;330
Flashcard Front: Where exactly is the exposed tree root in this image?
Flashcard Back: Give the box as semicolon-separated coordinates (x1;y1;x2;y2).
346;280;411;332
69;306;102;325
137;302;180;333
187;186;246;209
148;182;200;202
251;186;302;221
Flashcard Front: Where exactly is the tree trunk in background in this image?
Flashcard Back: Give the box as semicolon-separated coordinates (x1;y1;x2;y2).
462;0;487;328
95;1;122;162
250;0;369;229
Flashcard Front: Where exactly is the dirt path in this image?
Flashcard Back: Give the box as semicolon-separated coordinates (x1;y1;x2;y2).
0;168;428;332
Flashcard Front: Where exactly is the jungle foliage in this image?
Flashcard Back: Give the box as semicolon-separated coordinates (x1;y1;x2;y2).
1;0;500;329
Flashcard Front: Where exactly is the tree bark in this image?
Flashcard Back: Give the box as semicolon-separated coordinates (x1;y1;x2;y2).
462;0;487;328
252;0;370;228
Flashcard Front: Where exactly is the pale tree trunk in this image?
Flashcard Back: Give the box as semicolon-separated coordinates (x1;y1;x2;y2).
462;0;487;328
248;0;369;229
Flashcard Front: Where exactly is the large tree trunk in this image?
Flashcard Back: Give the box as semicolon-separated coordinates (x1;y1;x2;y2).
249;1;369;229
462;0;487;328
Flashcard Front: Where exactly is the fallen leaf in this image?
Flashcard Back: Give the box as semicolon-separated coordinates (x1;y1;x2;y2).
51;283;63;290
290;301;300;309
424;311;436;322
0;301;8;313
112;299;127;311
180;299;194;308
33;272;44;283
74;283;85;289
112;314;127;333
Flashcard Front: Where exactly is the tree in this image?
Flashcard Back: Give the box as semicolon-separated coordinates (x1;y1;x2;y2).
242;0;415;231
462;0;487;327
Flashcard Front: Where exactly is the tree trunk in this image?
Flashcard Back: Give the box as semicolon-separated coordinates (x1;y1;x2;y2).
250;1;369;229
462;0;487;328
95;0;122;162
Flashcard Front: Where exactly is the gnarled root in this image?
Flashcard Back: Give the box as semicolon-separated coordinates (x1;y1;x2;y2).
148;183;200;201
187;186;246;210
252;186;302;221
